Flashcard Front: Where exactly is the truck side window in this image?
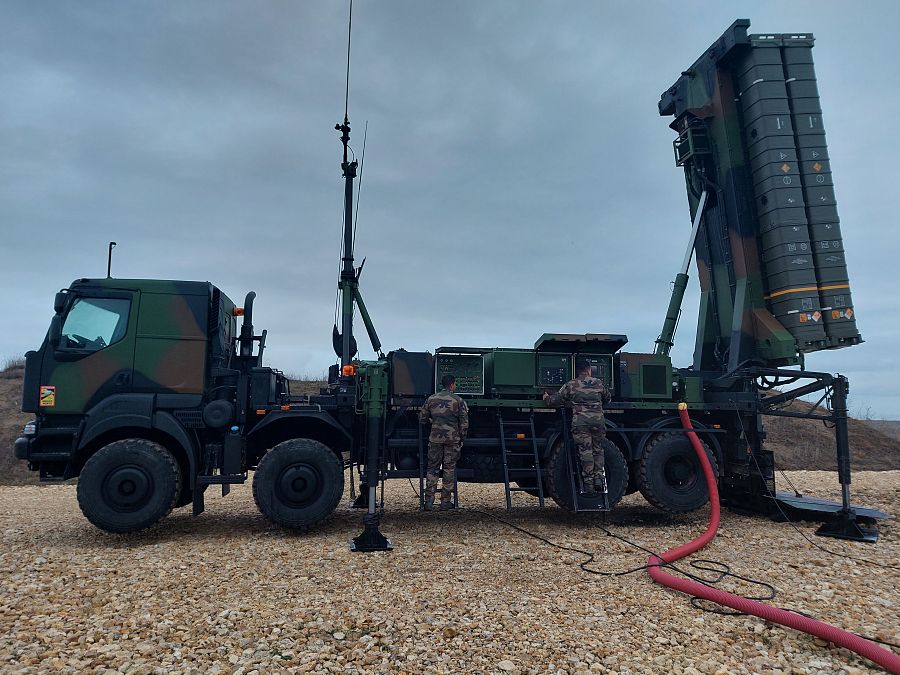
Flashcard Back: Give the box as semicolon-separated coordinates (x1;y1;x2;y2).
60;297;130;352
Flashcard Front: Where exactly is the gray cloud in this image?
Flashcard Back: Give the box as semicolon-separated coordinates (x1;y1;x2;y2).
2;1;898;417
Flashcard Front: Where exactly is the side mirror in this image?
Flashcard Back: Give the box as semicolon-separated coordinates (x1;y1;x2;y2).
48;315;62;349
53;291;68;315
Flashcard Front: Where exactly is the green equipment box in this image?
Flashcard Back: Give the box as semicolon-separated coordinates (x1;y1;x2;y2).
434;333;625;397
434;352;485;395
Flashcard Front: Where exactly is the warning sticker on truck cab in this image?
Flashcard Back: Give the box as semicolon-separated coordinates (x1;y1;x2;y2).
39;386;56;407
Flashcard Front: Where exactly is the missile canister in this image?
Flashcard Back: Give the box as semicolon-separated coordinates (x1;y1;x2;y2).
737;33;861;349
659;20;861;370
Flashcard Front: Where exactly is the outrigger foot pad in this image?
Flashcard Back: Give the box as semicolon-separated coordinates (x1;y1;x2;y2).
350;513;393;552
816;510;879;543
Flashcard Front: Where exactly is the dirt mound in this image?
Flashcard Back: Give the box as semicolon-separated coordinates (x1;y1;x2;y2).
866;420;900;442
763;398;900;471
289;379;326;397
0;363;34;485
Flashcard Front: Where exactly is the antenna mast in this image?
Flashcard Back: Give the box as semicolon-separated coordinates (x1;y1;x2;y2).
333;0;382;366
107;241;117;278
335;0;358;367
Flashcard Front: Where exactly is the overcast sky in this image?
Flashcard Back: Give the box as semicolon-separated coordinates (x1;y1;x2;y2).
2;1;898;419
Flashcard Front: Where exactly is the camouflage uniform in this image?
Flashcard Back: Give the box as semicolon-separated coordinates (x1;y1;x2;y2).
547;376;611;487
419;388;469;504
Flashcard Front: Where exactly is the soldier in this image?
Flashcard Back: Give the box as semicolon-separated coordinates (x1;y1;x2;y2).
543;358;612;495
419;374;469;511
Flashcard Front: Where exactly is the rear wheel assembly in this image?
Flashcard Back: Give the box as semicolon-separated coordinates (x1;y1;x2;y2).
638;431;718;513
547;437;628;511
77;438;181;533
253;438;344;531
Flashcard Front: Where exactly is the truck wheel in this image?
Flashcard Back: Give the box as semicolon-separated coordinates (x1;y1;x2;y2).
624;462;641;495
174;484;193;508
547;437;628;512
253;439;344;531
77;439;181;533
462;453;506;483
514;477;549;498
638;432;718;513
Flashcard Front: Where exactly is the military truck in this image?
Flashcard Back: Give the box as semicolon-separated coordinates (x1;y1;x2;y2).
16;20;884;547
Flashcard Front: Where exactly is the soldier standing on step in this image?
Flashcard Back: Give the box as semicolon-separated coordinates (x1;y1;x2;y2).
419;374;469;511
543;359;612;495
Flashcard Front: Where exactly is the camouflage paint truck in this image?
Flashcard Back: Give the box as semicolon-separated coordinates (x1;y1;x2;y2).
16;20;883;544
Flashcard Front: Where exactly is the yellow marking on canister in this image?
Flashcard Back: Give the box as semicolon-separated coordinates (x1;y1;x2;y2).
765;285;819;299
765;283;850;300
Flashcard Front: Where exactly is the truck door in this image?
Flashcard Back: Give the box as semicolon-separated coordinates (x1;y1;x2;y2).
39;291;138;414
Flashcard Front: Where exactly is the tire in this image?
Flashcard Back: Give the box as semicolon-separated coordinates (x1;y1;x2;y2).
252;438;344;531
638;432;719;513
174;484;193;509
461;452;505;483
546;437;628;512
514;477;548;499
624;462;641;495
77;439;181;533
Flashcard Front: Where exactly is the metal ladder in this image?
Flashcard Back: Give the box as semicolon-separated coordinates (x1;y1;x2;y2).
559;409;609;513
498;412;545;509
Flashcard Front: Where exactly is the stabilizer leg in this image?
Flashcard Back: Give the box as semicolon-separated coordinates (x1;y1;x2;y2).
350;414;392;552
351;509;393;552
814;376;879;543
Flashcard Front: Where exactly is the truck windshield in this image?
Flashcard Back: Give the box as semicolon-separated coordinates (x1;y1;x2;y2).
60;297;130;352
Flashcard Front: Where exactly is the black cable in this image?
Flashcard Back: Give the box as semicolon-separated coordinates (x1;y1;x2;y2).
776;466;803;498
404;466;777;603
733;403;900;572
403;480;899;651
473;508;778;609
719;406;900;645
352;121;367;252
775;607;900;651
474;508;651;577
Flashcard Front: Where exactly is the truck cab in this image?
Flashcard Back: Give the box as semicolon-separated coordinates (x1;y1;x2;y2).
21;279;227;419
15;278;303;532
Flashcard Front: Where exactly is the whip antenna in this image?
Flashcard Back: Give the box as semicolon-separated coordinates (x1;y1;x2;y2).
353;120;367;250
334;0;382;368
344;0;352;123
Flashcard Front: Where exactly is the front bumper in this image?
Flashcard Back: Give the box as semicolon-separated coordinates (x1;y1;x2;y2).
14;435;31;460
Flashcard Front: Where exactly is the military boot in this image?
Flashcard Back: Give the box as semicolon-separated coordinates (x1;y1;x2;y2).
580;477;597;497
423;495;435;511
439;499;456;511
594;471;608;494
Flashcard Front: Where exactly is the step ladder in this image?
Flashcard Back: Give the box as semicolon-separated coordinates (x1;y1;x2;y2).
498;412;545;509
559;409;609;513
195;441;246;496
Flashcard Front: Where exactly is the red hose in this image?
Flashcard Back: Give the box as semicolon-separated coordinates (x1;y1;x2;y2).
644;403;900;673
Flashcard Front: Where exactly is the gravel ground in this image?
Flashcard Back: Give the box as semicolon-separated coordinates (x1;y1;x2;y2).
0;471;897;675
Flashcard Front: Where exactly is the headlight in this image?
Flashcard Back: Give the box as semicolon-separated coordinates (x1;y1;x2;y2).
22;420;36;436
